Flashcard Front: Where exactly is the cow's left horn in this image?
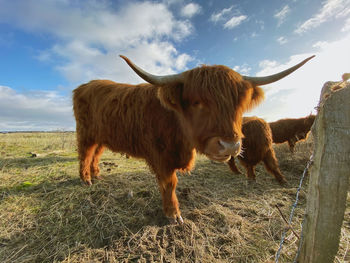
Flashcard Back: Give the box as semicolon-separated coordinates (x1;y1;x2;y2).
242;55;315;86
120;55;185;85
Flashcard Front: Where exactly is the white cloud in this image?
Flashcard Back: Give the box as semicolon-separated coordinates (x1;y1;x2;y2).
312;41;328;49
342;17;350;32
251;32;258;38
210;6;247;29
0;0;198;131
164;0;184;5
233;64;251;75
0;86;74;131
274;5;290;26
210;6;234;23
174;53;193;70
0;0;194;85
223;15;247;29
247;33;350;122
0;1;192;44
295;0;350;34
257;60;278;71
277;36;288;45
181;3;201;17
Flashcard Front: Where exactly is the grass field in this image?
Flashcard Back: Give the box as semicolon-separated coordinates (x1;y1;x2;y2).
0;132;349;262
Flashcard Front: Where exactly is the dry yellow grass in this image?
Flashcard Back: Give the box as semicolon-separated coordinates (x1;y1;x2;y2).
0;132;349;262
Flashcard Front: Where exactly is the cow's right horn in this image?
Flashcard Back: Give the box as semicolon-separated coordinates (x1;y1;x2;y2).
120;55;185;85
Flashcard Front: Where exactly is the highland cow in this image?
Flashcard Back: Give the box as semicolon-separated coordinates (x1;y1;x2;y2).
269;114;316;153
228;117;286;184
73;55;314;223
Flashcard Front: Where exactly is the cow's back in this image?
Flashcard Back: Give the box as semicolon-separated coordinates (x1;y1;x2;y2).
73;80;184;160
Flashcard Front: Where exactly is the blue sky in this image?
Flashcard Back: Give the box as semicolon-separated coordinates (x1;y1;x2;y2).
0;0;349;131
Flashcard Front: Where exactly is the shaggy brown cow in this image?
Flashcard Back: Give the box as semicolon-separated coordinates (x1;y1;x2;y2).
228;117;286;184
73;55;314;223
269;114;316;153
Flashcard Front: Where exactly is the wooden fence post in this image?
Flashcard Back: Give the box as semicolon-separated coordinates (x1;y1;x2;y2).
298;81;350;262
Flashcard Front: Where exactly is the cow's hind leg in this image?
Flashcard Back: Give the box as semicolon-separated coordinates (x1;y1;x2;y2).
91;145;105;180
78;143;98;185
263;149;287;185
157;171;182;224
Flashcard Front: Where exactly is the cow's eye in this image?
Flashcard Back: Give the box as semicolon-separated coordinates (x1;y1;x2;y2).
192;101;202;108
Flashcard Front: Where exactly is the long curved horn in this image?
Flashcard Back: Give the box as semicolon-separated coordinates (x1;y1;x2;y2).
242;55;315;86
120;55;185;85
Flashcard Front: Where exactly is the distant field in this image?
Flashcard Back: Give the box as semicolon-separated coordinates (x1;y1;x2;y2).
0;132;349;262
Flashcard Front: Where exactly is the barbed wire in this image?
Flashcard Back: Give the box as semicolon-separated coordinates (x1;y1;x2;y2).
293;217;306;263
275;154;314;263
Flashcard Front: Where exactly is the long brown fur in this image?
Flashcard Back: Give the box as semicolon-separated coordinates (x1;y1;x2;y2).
269;115;315;153
73;65;264;222
228;117;287;184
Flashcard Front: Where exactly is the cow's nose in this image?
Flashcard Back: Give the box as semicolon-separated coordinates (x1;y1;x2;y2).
218;139;241;156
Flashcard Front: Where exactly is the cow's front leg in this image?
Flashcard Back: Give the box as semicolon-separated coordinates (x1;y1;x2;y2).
288;139;296;154
78;143;98;185
157;172;183;224
240;162;257;183
227;156;241;174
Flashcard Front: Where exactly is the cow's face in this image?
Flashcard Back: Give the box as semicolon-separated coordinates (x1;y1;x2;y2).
295;132;308;141
296;115;315;141
304;115;316;130
158;65;264;162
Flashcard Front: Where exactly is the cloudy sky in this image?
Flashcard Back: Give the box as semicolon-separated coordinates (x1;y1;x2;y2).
0;0;349;131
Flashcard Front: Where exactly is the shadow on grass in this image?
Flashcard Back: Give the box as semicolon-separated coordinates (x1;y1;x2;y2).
0;156;77;169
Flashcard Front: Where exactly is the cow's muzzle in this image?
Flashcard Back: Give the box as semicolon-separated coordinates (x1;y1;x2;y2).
204;137;242;162
218;139;241;156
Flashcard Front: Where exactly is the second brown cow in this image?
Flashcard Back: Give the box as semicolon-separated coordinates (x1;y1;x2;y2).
269;114;316;153
228;116;287;184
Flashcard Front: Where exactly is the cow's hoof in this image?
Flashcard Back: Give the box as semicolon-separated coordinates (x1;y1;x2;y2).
246;179;256;186
85;180;93;186
168;215;184;225
278;179;288;186
92;175;102;181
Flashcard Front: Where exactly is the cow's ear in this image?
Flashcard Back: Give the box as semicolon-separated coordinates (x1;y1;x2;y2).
157;84;183;112
239;85;264;112
249;86;264;109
